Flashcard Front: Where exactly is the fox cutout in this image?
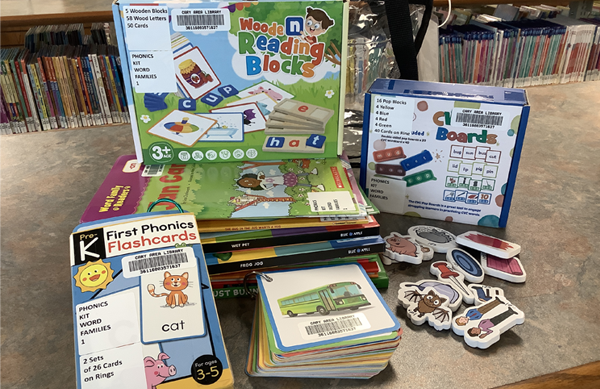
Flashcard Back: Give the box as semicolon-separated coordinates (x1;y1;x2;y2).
148;272;189;308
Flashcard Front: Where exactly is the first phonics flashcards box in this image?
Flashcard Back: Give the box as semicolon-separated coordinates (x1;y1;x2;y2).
360;79;530;228
112;0;348;165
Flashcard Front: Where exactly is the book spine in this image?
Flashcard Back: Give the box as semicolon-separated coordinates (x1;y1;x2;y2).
67;56;89;127
2;59;27;133
105;55;125;123
43;55;67;128
10;56;37;132
34;58;58;129
205;242;386;275
15;58;46;131
203;225;380;253
24;60;50;131
89;54;113;124
75;56;94;126
98;54;119;123
81;56;103;126
108;55;127;123
0;85;11;135
53;55;77;128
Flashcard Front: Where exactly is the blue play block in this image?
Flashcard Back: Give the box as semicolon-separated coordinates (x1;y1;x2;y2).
201;93;223;107
178;98;196;111
306;134;326;149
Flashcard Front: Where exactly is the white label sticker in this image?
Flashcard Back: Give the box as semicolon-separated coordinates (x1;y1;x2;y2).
368;176;407;214
129;51;177;93
299;313;371;340
76;289;140;356
79;343;146;389
172;9;230;32
141;164;164;177
452;108;509;131
123;6;171;51
122;247;196;278
307;192;355;213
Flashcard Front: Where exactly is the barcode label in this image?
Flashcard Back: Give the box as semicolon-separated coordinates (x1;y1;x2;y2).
300;313;371;340
122;247;195;278
142;164;164;177
455;113;503;127
172;9;230;32
452;108;508;130
305;317;362;335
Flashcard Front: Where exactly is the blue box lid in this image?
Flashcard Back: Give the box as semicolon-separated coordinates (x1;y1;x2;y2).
368;79;528;106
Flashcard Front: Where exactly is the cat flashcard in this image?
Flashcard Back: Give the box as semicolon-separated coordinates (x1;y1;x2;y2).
382;232;423;265
480;253;527;283
430;261;476;304
408;225;457;253
148;110;218;147
174;46;221;100
468;284;505;306
398;285;452;331
452;295;524;349
446;248;485;283
140;249;205;343
456;231;521;259
210;103;267;133
399;280;463;312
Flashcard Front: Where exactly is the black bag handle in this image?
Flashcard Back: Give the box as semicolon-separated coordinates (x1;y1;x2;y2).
384;0;433;80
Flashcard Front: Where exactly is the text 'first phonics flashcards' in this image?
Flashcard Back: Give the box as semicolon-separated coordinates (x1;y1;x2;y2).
70;211;234;389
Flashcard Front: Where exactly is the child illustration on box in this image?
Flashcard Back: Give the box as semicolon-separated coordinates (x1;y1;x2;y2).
237;169;325;191
302;7;334;45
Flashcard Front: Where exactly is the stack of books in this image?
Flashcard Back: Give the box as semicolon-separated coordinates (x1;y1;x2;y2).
246;265;401;378
0;23;129;135
81;153;388;297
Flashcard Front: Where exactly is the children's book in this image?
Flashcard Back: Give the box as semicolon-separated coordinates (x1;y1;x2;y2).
70;211;234;388
246;264;401;378
80;155;362;223
211;254;390;299
201;215;380;253
112;0;348;164
205;235;385;274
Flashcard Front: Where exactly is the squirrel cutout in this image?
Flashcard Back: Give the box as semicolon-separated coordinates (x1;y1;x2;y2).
148;272;189;308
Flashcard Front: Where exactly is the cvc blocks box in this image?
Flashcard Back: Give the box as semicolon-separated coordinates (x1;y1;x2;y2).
360;79;530;228
112;0;348;164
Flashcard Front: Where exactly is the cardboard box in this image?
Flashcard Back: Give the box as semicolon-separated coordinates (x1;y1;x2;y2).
112;0;348;164
360;79;530;228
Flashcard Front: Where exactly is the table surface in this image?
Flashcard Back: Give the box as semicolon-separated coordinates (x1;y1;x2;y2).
1;81;599;389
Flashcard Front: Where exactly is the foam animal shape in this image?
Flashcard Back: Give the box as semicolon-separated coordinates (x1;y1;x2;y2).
452;296;524;349
382;232;423;265
400;280;463;312
398;287;452;331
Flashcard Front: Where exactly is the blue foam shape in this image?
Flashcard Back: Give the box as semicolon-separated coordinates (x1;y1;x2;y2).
200;92;223;107
178;98;196;111
451;250;483;277
218;85;238;98
401;150;433;171
306;134;326;149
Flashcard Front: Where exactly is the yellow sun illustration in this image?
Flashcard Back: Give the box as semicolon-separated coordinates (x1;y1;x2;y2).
74;259;114;293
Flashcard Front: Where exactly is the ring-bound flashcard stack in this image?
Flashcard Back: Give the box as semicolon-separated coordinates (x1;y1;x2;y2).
263;99;335;154
246;264;402;378
389;225;526;349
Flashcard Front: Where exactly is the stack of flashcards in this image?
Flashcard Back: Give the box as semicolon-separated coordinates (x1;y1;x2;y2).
70;211;234;388
246;264;401;378
263;99;335;154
